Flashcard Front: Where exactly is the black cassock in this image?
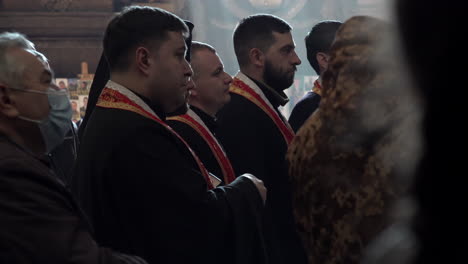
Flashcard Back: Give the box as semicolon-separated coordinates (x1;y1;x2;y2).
73;84;266;264
288;91;321;133
217;73;307;264
167;105;228;185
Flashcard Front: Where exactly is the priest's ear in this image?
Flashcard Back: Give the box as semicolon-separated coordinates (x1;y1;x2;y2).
316;52;330;75
135;46;152;76
0;84;20;118
248;48;265;68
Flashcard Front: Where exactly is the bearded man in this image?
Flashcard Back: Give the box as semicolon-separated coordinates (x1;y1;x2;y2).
217;14;306;264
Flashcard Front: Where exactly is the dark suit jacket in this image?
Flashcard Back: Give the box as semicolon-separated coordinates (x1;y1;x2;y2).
0;136;145;264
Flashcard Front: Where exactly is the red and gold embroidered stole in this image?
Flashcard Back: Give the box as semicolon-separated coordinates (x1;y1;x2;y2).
167;111;236;184
96;87;214;189
230;78;295;145
312;79;322;96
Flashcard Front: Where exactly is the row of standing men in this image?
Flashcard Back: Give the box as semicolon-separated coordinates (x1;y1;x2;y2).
0;5;344;264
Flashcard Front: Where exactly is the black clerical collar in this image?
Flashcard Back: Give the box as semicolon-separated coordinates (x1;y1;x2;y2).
167;103;189;117
190;105;217;133
245;74;289;108
132;91;167;121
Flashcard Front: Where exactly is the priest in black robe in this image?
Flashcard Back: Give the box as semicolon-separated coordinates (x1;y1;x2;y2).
73;6;267;264
217;15;307;264
288;20;342;132
167;41;236;186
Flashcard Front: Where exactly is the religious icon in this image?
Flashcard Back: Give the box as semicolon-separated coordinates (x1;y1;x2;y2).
70;99;81;123
79;95;88;119
68;79;78;91
77;80;89;95
55;78;68;90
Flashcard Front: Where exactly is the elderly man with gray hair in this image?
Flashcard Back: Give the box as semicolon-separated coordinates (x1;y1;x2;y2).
0;32;147;264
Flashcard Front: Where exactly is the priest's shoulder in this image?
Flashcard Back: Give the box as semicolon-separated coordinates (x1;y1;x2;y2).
166;118;194;136
218;92;270;122
82;107;175;147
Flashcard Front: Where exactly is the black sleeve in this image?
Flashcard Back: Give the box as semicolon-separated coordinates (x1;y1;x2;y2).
168;119;225;182
0;158;147;264
107;126;263;263
288;93;321;132
217;96;268;180
223;176;268;264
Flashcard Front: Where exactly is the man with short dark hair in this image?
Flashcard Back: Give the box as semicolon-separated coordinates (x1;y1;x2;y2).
217;14;307;264
288;20;342;132
168;41;235;185
74;6;267;264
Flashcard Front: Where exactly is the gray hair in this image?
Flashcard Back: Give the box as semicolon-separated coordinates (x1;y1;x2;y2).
0;32;39;87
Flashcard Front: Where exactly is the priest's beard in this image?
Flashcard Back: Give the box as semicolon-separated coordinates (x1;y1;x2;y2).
263;60;295;91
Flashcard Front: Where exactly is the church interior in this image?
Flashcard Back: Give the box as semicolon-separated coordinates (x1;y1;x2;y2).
0;1;464;264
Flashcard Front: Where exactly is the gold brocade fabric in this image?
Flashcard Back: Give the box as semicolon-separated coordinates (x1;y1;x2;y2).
287;16;419;264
